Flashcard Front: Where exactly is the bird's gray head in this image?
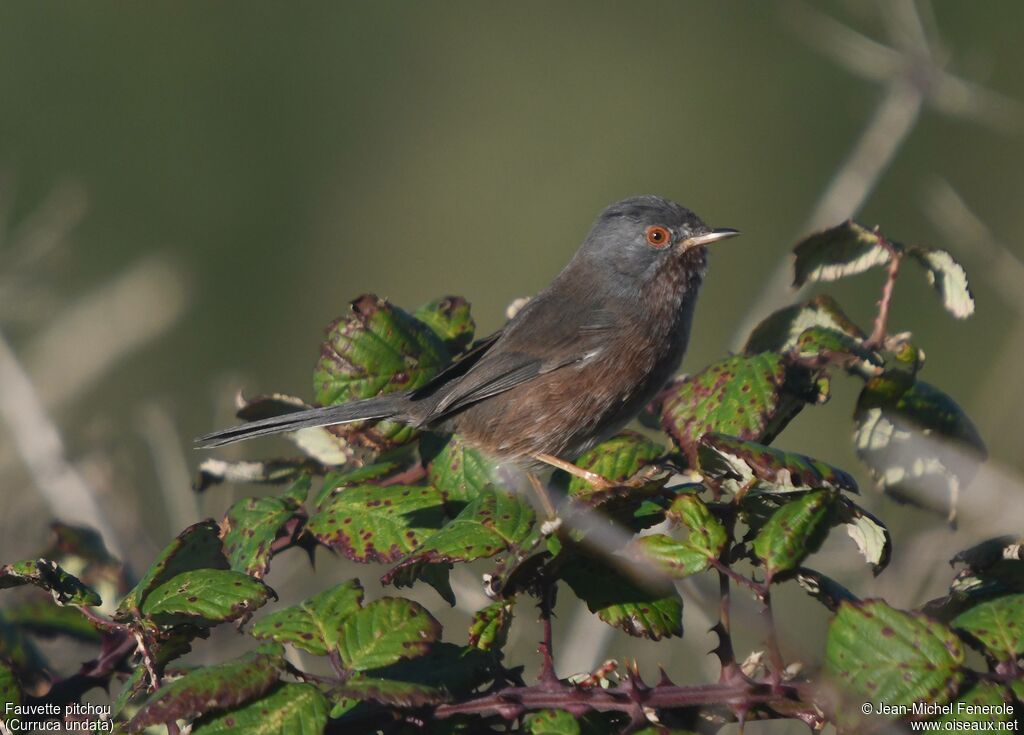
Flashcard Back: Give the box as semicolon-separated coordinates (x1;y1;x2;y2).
576;195;739;286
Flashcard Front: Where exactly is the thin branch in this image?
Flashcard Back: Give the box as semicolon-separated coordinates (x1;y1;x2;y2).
709;558;766;599
866;246;903;348
536;574;559;688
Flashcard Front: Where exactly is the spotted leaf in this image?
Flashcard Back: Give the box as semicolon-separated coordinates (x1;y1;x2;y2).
468;600;514;651
141;569;271;626
336;598;441;671
428;433;503;503
332;674;447;708
313;294;451;447
307;484;445;563
526;709;580;735
221;475;309;578
129;647;284;731
414;295;476;354
826;600;964;718
191;683;328;735
953;594;1024;662
744;294;865;354
568;432;663;498
752;490;837;578
251;580;364;656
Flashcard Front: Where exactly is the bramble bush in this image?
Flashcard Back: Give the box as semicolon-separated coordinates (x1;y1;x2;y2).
2;222;1018;734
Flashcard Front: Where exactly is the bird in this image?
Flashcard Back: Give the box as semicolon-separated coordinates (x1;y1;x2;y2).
196;196;738;496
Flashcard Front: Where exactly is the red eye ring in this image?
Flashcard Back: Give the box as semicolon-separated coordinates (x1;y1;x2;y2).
645;225;671;248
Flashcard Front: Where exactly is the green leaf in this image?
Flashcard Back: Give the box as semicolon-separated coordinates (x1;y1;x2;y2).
129;648;283;731
953;594;1024;661
744;294;865;354
561;554;682;640
141;570;271;626
795;326;883;373
307;484;446;563
336;598;441;671
854;372;986;523
331;674;447;707
699;433;858;494
0;559;101;607
191;683;328;735
117;520;228;617
428;433;503;503
414;296;476;354
935;681;1012;724
836;497;892;574
908;246;975;319
752;490;836;578
314;462;400;507
629;494;726;579
0;599;101;642
826;600;964;716
314;294;451;447
222;476;308;578
468;600;514;651
251;580;364;656
659;353;800;459
525;709;580;735
568;432;663;498
792;220;893;287
383;488;535;582
0;658;21;715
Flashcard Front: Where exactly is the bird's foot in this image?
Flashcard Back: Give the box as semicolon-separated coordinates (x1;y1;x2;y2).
532;453;614;491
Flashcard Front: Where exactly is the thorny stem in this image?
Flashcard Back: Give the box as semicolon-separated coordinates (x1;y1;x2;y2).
537;573;558;688
867;237;904;348
132;626;161;691
761;579;786;688
709;558;766;599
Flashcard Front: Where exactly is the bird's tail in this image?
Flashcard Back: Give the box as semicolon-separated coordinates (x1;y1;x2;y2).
195;394;409;448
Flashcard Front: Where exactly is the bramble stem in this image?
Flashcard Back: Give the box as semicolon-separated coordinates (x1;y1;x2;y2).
867;241;903;348
761;582;786;687
537;574;558;687
709;558;766;599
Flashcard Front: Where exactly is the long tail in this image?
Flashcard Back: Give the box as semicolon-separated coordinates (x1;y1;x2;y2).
195;394;409;448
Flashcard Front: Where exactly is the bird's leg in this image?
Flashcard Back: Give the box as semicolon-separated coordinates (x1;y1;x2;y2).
533;452;613;490
526;472;557;520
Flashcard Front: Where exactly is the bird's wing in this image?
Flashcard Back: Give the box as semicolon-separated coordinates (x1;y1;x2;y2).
421;299;617;421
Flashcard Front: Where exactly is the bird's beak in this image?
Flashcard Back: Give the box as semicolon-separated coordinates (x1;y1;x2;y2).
683;228;741;248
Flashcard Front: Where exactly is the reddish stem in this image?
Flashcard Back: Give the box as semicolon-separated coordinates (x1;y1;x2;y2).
867;243;903;348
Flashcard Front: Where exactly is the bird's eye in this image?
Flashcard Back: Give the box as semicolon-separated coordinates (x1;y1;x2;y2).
644;225;671;248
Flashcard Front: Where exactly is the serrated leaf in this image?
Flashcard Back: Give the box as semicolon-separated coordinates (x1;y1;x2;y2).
307;484;446;563
468;600;514;651
314;294;451;447
659;353;799;460
744;294;865;354
141;570;271;626
414;296;475;354
699;433;858;494
129;648;282;731
953;594;1024;661
336;598;441;671
854;372;986;523
826;600;964;716
221;476;309;578
908;247;975;319
383;488;535;584
793;220;893;287
935;681;1012;724
331;674;447;707
752;490;836;578
111;666;148;719
837;497;892;574
525;709;580;735
0;599;101;642
191;683;328;735
251;580;363;656
0;559;101;607
568;432;663;498
314;462;400;507
561;554;682;640
428;433;502;503
796;568;858;611
118;520;228;617
629;535;709;579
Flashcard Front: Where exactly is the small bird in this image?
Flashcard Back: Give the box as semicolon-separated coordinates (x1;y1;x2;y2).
196;196;738;491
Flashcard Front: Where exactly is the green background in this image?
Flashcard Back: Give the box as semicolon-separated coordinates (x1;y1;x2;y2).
1;1;1022;716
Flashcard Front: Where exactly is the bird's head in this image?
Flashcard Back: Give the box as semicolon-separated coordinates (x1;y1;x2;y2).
576;195;739;291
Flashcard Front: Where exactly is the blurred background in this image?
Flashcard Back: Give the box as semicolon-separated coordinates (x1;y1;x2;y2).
1;0;1022;726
